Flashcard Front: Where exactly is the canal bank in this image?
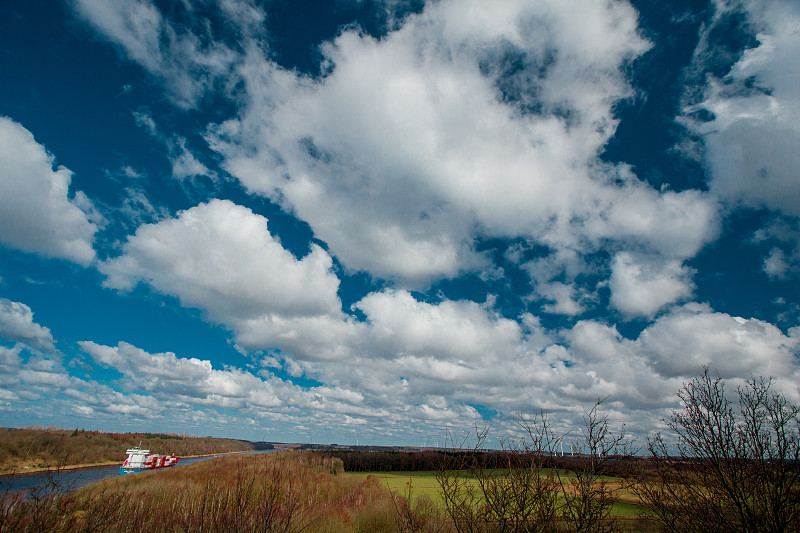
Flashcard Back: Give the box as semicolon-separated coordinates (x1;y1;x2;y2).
0;449;279;495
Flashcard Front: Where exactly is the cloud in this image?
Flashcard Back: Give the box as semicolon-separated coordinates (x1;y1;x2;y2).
232;313;361;361
565;320;626;364
609;252;694;318
539;282;586;316
132;110;214;182
0;345;44;406
170;138;212;181
76;340;475;434
0;117;98;265
71;0;237;109
80;340;288;409
686;0;800;216
0;298;55;351
271;292;560;419
0;337;130;418
751;217;800;279
636;303;800;384
559;305;800;409
553;305;798;409
763;247;788;279
100;199;343;346
207;0;717;293
0;338;200;423
356;290;524;362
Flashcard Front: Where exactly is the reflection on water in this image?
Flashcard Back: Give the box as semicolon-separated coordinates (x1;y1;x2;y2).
0;450;277;496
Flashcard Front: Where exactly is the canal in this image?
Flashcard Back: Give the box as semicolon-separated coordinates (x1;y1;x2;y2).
0;450;277;495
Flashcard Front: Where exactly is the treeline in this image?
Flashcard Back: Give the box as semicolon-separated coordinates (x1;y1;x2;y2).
0;428;254;473
250;441;278;451
320;449;447;472
321;448;632;477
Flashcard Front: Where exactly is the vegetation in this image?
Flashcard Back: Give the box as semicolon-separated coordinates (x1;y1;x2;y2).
345;471;447;506
557;401;633;533
0;428;254;474
0;450;448;533
435;403;636;533
632;368;800;533
321;450;448;473
1;369;798;532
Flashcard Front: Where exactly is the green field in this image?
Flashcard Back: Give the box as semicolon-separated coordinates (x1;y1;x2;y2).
347;471;443;503
344;470;647;518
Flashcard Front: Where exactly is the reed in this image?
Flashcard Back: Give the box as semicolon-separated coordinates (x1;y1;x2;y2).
1;450;446;533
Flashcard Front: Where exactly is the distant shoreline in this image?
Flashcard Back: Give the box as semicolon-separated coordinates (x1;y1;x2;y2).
0;449;281;477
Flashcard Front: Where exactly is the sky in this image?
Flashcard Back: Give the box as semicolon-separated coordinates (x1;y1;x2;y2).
0;0;798;447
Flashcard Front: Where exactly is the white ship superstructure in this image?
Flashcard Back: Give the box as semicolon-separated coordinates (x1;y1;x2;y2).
119;447;179;474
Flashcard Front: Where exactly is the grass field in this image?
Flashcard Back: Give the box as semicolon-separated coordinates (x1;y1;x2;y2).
347;471;442;503
345;470;648;518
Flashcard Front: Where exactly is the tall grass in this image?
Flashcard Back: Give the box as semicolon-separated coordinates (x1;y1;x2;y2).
0;451;449;533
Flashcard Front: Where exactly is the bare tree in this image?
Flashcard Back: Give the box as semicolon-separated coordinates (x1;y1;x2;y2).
388;478;449;533
436;427;491;533
436;413;563;533
633;368;800;533
558;398;632;533
511;411;562;532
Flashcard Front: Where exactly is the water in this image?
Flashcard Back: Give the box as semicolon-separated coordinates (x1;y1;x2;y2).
0;450;277;496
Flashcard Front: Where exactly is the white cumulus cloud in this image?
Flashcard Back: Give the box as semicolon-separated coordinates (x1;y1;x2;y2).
0;117;98;265
80;340;288;409
609;252;694;318
0;298;55;351
357;290;524;362
207;0;717;294
636;303;799;381
100;199;343;347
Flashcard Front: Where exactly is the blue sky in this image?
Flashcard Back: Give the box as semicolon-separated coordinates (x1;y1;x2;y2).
1;0;798;446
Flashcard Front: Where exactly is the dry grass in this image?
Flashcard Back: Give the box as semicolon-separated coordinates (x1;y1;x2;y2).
1;450;449;533
0;427;253;474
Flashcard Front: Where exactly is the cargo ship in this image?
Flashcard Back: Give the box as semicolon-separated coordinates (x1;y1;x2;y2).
119;447;179;474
